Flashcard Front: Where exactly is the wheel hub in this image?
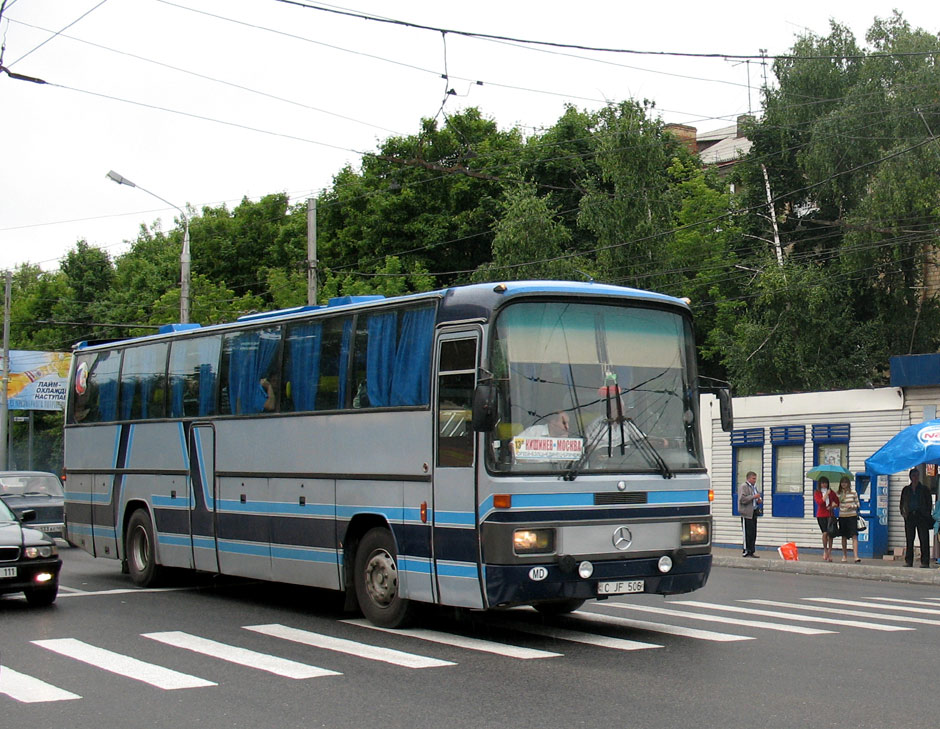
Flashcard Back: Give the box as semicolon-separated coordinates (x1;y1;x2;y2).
364;549;398;607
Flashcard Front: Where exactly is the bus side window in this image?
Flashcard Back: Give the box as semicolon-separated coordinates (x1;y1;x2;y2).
437;337;477;468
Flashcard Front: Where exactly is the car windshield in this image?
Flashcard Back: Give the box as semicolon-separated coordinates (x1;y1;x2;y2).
0;499;15;520
485;300;703;476
0;474;64;497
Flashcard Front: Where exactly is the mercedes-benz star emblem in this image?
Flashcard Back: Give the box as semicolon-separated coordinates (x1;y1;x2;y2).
612;526;632;550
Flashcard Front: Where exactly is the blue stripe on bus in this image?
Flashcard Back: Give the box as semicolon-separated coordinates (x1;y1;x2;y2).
480;490;710;516
158;533;192;547
434;511;476;526
435;561;479;579
271;545;338;563
177;422;189;470
65;491;111;504
398;556;432;574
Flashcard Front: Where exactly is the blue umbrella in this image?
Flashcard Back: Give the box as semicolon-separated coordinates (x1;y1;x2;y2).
865;419;940;474
805;465;852;482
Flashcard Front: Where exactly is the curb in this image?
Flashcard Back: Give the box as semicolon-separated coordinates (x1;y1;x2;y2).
712;553;940;585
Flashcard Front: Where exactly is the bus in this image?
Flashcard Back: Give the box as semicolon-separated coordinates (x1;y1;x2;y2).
63;280;732;627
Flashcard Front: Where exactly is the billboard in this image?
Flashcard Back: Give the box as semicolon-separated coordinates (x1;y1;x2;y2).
5;351;72;411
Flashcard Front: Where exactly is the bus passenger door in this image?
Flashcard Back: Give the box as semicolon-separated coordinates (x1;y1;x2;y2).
432;330;485;609
189;423;219;573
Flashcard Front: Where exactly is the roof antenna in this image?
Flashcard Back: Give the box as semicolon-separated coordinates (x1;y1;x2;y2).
574;269;594;283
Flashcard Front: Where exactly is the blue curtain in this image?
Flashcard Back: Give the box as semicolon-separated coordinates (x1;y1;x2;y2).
198;363;216;415
227;329;280;414
337;319;352;408
288;323;322;411
389;307;434;405
170;376;184;417
120;376;136;420
98;377;118;421
366;312;397;407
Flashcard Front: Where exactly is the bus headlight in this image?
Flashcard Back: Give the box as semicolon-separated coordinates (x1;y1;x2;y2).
657;555;673;573
513;529;555;555
680;522;709;545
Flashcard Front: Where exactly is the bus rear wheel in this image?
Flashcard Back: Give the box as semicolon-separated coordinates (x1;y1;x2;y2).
354;528;414;628
125;509;161;587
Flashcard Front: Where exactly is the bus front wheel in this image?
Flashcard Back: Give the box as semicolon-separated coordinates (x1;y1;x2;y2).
125;509;161;587
354;528;414;628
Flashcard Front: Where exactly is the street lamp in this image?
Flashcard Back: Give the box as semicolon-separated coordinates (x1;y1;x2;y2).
106;170;191;324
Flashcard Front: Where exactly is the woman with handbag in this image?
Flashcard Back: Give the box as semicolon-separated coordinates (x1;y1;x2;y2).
836;476;861;563
813;477;840;562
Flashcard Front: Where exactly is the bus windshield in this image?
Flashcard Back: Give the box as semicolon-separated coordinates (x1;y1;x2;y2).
486;300;703;475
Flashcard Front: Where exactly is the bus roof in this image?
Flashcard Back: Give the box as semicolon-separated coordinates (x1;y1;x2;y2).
72;280;689;350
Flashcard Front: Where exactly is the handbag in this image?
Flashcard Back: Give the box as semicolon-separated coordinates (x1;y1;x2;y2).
855;514;867;532
826;516;841;537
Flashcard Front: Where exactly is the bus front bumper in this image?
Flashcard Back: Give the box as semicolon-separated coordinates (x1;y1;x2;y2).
483;552;711;608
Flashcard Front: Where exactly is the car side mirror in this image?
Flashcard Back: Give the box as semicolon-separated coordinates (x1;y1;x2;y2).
20;509;37;523
471;383;497;432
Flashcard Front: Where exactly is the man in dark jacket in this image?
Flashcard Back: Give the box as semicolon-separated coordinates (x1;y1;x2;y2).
900;467;933;568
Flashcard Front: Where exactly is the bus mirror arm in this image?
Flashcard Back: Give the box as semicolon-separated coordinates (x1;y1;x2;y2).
471;383;498;432
699;377;733;433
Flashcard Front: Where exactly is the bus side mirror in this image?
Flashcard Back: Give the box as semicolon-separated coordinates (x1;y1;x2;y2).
717;388;733;432
471;383;497;432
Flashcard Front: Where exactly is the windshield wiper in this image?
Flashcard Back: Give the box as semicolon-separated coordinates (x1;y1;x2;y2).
623;418;673;479
562;419;611;481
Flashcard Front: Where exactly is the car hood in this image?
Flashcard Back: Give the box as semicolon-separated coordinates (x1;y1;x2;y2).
0;519;54;547
0;519;25;546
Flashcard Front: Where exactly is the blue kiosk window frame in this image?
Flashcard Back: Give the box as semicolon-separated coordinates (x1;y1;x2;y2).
770;425;805;518
811;423;851;514
731;428;764;517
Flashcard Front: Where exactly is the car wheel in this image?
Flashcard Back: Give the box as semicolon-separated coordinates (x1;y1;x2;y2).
24;582;58;607
533;598;586;616
125;509;161;587
354;527;415;628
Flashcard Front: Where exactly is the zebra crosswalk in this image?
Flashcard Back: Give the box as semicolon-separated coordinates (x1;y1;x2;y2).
2;592;939;704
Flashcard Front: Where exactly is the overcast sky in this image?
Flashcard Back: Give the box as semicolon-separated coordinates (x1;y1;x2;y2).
2;1;939;273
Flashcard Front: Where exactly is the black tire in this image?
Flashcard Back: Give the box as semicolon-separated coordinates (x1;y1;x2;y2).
534;598;586;616
125;509;161;587
354;527;415;628
24;582;58;607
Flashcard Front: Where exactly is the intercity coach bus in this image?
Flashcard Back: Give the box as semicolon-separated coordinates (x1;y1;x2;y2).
64;280;731;627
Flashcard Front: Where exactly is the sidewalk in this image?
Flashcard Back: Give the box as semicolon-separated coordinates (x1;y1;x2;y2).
712;545;940;585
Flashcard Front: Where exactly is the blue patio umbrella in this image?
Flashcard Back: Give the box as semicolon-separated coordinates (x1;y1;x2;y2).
864;419;940;474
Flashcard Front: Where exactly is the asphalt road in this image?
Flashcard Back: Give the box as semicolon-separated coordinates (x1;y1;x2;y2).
2;547;938;729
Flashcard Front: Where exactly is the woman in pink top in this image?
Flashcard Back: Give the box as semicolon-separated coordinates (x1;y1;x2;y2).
813;476;840;562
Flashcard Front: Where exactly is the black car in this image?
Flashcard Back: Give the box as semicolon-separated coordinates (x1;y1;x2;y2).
0;498;61;606
0;471;65;539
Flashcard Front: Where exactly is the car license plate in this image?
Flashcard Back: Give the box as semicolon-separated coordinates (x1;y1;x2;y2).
36;524;60;533
597;579;644;595
1;566;16;578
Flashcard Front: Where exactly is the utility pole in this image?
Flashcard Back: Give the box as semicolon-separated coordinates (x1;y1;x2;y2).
307;197;318;306
0;270;10;469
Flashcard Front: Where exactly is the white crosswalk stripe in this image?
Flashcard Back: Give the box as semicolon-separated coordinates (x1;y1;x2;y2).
573;608;753;642
32;639;216;690
341;619;562;659
805;597;940;615
504;621;662;650
745;599;940;626
601;602;835;634
243;624;456;668
862;596;940;608
142;631;342;678
0;667;81;703
676;600;912;632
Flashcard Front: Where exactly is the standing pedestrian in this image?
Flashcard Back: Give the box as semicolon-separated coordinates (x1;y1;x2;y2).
900;467;932;568
813;477;839;562
738;470;762;558
836;476;860;563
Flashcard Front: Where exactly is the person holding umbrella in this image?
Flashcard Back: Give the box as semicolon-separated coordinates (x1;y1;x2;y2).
900;468;932;568
813;477;839;562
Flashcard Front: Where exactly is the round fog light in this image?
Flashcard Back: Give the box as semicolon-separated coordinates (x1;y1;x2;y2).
657;555;673;573
578;561;594;579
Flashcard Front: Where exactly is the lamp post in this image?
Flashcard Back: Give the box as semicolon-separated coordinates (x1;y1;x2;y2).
106;170;191;324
